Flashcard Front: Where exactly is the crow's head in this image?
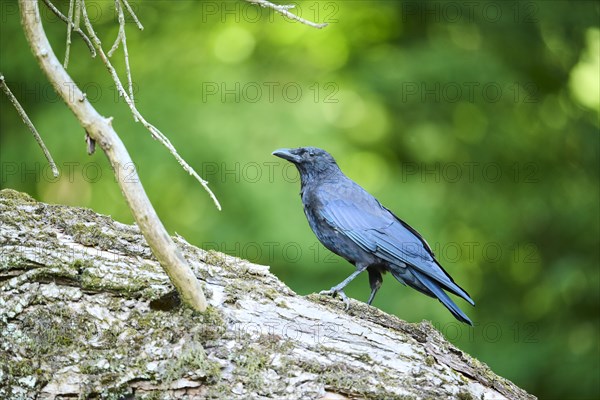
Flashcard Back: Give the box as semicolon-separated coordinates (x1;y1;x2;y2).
272;147;340;180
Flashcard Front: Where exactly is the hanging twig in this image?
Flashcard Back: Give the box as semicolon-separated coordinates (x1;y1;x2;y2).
107;0;124;56
41;0;95;56
108;0;135;104
0;74;59;178
121;0;144;30
121;29;134;103
245;0;328;29
73;0;82;37
63;0;74;68
80;0;221;210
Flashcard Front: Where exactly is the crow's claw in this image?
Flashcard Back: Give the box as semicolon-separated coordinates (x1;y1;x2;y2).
319;288;351;310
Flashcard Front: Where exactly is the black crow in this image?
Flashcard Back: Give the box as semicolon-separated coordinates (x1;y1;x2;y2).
273;147;474;325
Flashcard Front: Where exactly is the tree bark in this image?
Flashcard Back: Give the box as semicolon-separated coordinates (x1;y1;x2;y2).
0;189;535;400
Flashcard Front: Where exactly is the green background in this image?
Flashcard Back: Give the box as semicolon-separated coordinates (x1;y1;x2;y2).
1;1;598;398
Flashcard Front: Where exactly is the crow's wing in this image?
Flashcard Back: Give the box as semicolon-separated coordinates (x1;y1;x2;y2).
319;195;474;305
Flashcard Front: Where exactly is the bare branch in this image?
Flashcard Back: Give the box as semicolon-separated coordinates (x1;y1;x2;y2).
121;33;134;103
0;74;59;178
107;0;124;57
74;0;82;34
121;0;144;30
80;0;221;210
63;0;74;68
19;0;208;312
246;0;328;29
107;0;135;103
41;0;95;56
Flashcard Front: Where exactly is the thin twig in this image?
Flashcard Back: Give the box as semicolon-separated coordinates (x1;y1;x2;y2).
121;27;135;104
107;0;134;104
121;0;144;30
107;0;124;57
246;0;328;29
80;0;221;210
0;74;59;178
63;0;74;68
41;0;96;56
74;0;82;36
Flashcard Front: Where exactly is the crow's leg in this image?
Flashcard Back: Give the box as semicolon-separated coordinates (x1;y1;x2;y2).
367;267;383;305
320;264;368;310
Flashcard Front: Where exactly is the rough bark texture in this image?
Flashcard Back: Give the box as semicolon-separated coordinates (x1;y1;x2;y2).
0;189;535;400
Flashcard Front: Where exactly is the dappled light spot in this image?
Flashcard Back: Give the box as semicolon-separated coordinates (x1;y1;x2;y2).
268;20;306;45
448;23;482;51
405;123;456;162
322;90;366;129
305;31;349;71
340;151;389;193
568;28;599;112
347;100;390;144
213;26;256;64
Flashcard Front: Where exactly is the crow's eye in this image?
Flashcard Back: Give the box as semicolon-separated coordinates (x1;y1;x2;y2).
308;150;315;157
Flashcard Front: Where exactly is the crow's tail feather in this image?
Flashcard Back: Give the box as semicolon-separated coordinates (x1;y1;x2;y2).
402;269;473;326
429;261;475;306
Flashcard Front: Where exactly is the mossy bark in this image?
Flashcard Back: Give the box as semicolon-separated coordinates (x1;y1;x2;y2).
0;189;535;400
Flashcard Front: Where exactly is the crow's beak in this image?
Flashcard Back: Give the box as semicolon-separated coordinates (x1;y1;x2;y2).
272;148;299;163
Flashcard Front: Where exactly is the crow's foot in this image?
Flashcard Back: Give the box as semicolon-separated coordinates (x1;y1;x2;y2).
319;288;351;310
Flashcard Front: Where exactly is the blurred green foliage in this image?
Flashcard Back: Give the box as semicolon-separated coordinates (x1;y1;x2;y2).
1;1;599;398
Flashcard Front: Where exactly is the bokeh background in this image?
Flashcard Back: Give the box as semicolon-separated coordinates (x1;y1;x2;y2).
1;0;598;398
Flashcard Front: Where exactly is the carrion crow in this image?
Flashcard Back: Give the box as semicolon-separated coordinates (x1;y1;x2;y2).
273;146;474;325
